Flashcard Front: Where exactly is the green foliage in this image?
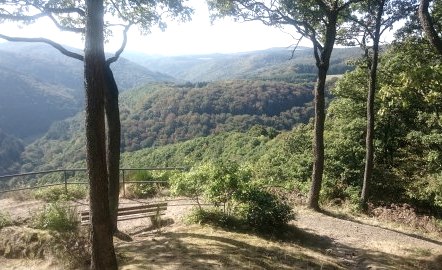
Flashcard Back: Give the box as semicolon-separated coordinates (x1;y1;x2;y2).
171;164;211;207
172;161;252;213
324;39;442;209
185;208;242;229
31;201;79;232
33;185;87;202
178;162;294;232
22;80;314;173
236;187;294;232
0;129;24;176
0;211;13;229
125;170;169;199
204;161;252;212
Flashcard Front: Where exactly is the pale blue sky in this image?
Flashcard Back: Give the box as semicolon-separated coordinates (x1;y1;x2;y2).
1;0;300;56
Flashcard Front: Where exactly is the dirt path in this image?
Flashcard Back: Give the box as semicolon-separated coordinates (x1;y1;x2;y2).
293;209;442;269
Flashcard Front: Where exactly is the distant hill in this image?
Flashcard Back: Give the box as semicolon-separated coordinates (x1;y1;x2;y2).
21;80;314;171
0;42;176;141
123;47;362;82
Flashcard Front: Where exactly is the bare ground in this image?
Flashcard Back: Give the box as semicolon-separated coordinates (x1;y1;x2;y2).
0;197;441;269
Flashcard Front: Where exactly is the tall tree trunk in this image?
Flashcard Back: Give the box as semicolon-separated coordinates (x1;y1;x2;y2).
104;64;121;234
307;12;338;211
84;0;117;269
308;66;327;211
419;0;442;55
361;1;384;211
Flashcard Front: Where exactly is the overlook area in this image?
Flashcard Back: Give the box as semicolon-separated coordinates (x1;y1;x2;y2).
1;0;442;269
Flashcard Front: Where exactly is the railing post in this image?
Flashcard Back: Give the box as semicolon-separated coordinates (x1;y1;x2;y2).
63;170;68;194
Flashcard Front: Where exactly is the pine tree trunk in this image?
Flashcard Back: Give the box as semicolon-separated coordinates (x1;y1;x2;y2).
104;64;121;234
84;0;117;269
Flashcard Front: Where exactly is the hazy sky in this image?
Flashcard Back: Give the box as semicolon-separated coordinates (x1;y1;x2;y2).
0;0;302;56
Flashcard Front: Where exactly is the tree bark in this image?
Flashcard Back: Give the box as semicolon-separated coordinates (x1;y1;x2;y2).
84;0;117;269
419;0;442;55
104;64;121;234
361;1;384;211
307;12;338;211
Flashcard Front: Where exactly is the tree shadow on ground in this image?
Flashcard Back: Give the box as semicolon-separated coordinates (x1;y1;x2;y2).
116;224;441;270
319;209;442;246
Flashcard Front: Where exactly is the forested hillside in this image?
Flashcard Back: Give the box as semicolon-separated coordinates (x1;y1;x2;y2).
21;80;314;171
124;47;360;82
27;38;442;214
0;42;176;141
0;66;79;141
0;129;24;175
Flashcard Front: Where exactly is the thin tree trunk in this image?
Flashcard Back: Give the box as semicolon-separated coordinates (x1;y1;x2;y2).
308;12;338;211
308;66;327;211
419;0;442;55
104;64;121;234
361;1;384;211
84;0;117;269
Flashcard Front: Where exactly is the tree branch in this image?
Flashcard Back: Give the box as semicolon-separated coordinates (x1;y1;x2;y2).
47;13;84;33
44;7;85;17
0;34;84;61
106;24;131;65
0;12;47;21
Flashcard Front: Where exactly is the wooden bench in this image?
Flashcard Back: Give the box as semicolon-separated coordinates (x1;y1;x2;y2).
79;202;167;225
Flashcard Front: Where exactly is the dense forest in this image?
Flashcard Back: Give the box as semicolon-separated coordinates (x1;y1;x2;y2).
0;129;24;175
21;79;316;171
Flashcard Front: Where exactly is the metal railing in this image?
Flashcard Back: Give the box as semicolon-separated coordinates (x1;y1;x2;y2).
0;167;187;195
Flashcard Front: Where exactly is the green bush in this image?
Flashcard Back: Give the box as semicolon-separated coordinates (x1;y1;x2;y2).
33;185;87;202
0;212;13;229
171;165;211;208
185;208;242;229
237;187;294;232
31;201;79;232
125;170;169;198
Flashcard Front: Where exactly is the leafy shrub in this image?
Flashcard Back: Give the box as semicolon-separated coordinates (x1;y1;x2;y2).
125;170;169;198
31;201;79;232
185;208;242;229
0;211;13;229
237;187;294;232
205;161;252;213
172;161;252;214
33;185;87;202
179;162;294;232
171;165;211;208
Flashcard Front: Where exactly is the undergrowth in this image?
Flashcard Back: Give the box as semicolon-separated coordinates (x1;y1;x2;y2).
31;201;79;232
0;211;13;229
33;185;87;202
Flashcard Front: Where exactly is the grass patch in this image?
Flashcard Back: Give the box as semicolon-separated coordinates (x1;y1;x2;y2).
0;211;13;229
117;225;342;270
31;201;79;232
0;226;90;269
